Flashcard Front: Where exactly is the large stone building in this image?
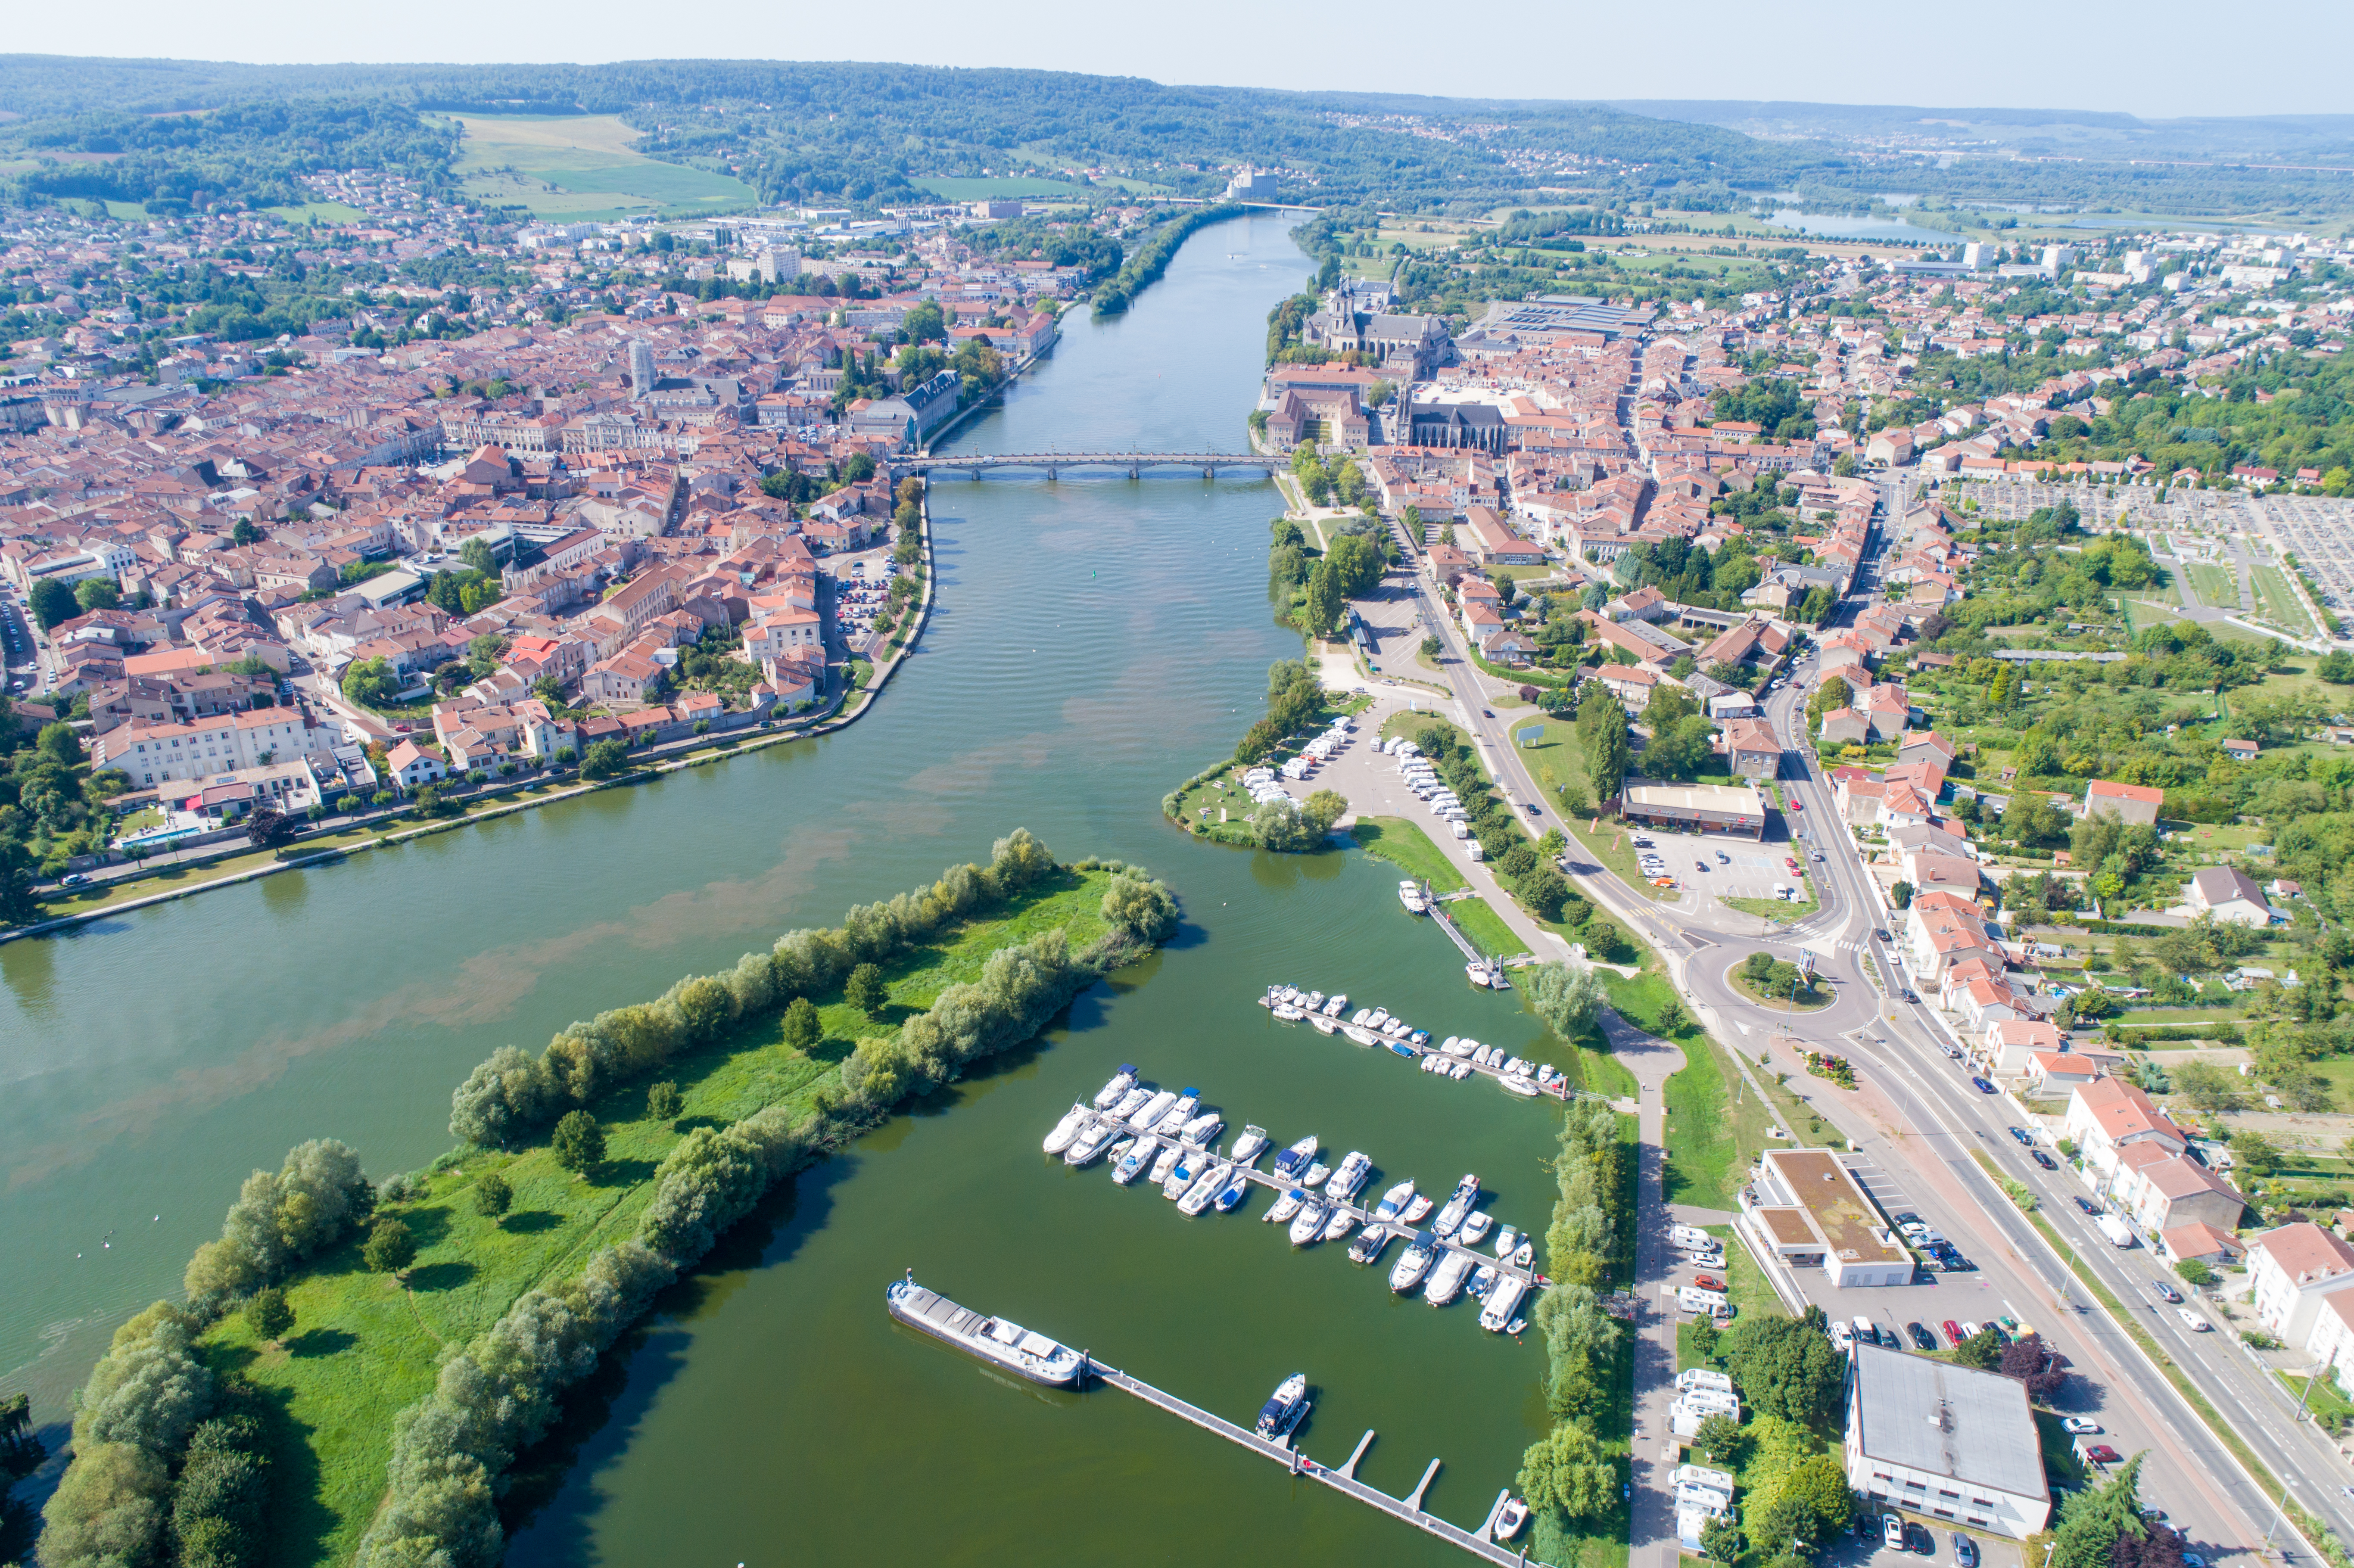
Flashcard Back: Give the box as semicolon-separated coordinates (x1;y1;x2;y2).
1846;1344;2052;1540
1303;281;1452;378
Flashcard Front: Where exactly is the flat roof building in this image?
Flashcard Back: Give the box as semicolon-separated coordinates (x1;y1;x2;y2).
1738;1148;1913;1288
1846;1343;2051;1539
1621;780;1767;839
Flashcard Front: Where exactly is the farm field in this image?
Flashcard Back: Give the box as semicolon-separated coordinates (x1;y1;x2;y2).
443;113;757;220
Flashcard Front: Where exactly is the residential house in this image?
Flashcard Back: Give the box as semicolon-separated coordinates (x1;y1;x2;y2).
2084;779;2163;827
2186;865;2275;927
1976;1018;2066;1076
2248;1223;2354;1346
2063;1076;2188;1183
383;740;448;792
1721;718;1781;778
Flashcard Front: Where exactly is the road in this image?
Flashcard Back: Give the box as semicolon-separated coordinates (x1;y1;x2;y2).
1392;472;2344;1564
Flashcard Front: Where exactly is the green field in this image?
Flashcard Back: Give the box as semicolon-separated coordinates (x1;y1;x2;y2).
1663;1031;1776;1213
2252;566;2318;637
1446;893;1522;957
914;175;1096;202
266;201;374;225
1351;816;1469;893
2183;561;2243;610
442;113;757;220
196;868;1118;1567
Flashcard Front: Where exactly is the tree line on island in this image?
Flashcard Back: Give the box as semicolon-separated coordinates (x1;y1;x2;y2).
32;830;1178;1568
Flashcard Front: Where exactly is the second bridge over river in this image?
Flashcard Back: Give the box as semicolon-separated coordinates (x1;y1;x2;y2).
905;450;1279;479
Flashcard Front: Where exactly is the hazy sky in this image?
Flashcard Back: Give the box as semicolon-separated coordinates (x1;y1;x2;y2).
12;0;2351;120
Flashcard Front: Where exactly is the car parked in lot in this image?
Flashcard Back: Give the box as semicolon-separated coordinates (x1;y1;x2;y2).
1693;1275;1726;1292
2062;1418;2102;1435
1696;860;1709;873
1907;1322;1938;1350
1940;1319;1964;1345
1884;1516;1907;1550
1952;1533;1978;1568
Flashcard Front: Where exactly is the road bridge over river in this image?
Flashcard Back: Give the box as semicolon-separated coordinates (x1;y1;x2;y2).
904;451;1279;479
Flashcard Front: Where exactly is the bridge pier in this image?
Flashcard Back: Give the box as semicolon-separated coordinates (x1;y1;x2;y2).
1128;464;1139;479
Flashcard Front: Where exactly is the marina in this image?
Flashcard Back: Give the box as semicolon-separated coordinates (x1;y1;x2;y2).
1260;983;1579;1101
1045;1077;1546;1326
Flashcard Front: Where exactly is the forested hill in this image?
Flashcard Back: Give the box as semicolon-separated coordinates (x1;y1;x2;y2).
0;55;2340;221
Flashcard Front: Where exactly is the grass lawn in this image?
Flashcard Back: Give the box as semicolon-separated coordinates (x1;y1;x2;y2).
201;868;1119;1568
2035;1409;2090;1489
1444;893;1523;957
1663;1032;1777;1213
1722;891;1819;923
1518;719;1591;808
1350;816;1468;893
2251;567;2317;637
1728;971;1834;1011
443;113;757;219
1568;814;1679;903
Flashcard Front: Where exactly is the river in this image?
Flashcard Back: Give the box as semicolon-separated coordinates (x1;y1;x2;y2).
3;211;1575;1563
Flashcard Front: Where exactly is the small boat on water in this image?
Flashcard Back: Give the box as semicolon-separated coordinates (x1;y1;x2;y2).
1482;1275;1530;1332
1181;1112;1224;1146
1148;1142;1185;1186
1434;1174;1481;1237
1289;1198;1331;1246
1325;1151;1372;1202
886;1274;1084;1386
1342;1025;1380;1047
1105;1135;1134;1167
1178;1163;1231;1216
1348;1224;1392;1265
1301;1161;1331;1189
1460;1211;1494;1246
1389;1231;1439;1292
1388;1041;1420;1061
1503;1056;1528;1077
1272;1136;1320;1180
1401;1195;1435;1224
1109;1086;1153;1122
1303;990;1325;1012
1511;1240;1535;1271
1310;1012;1340;1035
1113;1137;1158;1185
1372;1179;1416;1223
1469;1262;1498;1299
1213;1170;1251;1213
1232;1125;1269;1164
1322;1206;1357;1242
1042;1104;1090;1155
1499;1074;1540;1098
1492;1224;1520;1259
1272;1003;1307;1022
1451;1061;1473;1080
1065;1121;1120;1167
1426;1248;1476;1305
1092;1067;1138;1109
1351;1008;1371;1027
1266;1187;1307;1224
1255;1373;1311;1440
1400;880;1428;914
1162;1149;1205;1199
1322;993;1348;1016
1152;1091;1199;1134
1491;1494;1530;1540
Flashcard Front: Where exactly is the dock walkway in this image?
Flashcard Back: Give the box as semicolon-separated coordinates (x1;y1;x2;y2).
1088;1362;1529;1566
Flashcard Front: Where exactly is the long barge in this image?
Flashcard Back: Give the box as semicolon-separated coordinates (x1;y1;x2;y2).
885;1272;1087;1386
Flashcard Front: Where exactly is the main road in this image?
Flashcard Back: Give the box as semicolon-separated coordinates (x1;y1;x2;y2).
1389;473;2343;1565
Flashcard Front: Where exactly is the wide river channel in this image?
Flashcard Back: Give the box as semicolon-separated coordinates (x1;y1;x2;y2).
3;211;1580;1564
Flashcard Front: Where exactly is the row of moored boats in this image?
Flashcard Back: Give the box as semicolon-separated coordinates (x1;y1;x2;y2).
1261;984;1575;1099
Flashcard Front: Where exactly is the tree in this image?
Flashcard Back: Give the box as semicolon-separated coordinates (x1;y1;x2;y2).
2318;651;2354;684
1999;1332;2066;1401
230;519;264;546
580;738;630;780
1692;1412;1748;1468
1699;1515;1743;1565
1588;715;1630;801
1725;1310;1847;1425
1890;880;1915;910
1656;999;1687;1035
2227;1129;2280;1176
242;805;297;850
75;578;121;613
551;1110;605;1175
2172;1061;2245;1113
2176;1258;2215;1287
340;656;398;709
1749;1454;1856;1552
472;1171;511;1219
361;1216;416;1275
846;962;889;1017
1517;1419;1616;1524
1526;961;1605;1038
37;721;83;766
243;1287;293;1345
1252;798;1322;852
28;576;78;629
1303;789;1348;834
1954;1326;2003;1369
1644;714;1715;782
2051;1453;2148;1568
782;996;822;1051
1302;559;1344;638
646;1080;684;1122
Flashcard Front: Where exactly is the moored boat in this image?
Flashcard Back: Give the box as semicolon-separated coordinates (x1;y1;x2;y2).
1325;1151;1372;1202
1289;1198;1330;1246
1372;1179;1416;1223
1109;1086;1153;1122
1511;1239;1535;1270
1460;1211;1494;1246
1271;1136;1320;1180
885;1274;1084;1386
1401;1194;1435;1224
1301;1160;1331;1189
1272;1002;1307;1021
1389;1230;1439;1292
1113;1137;1158;1185
1148;1141;1185;1186
1426;1247;1475;1305
1348;1224;1392;1265
1399;880;1428;914
1042;1104;1090;1155
1434;1174;1481;1236
1162;1148;1204;1198
1092;1067;1139;1109
1065;1120;1119;1167
1232;1125;1269;1164
1499;1073;1540;1098
1481;1275;1530;1332
1178;1162;1231;1216
1181;1111;1224;1146
1469;1262;1498;1299
1266;1187;1306;1224
1309;1012;1340;1035
1492;1223;1520;1259
1323;993;1348;1016
1213;1170;1251;1213
1255;1372;1311;1440
1492;1495;1530;1540
1342;1025;1380;1047
1152;1091;1199;1134
1322;1206;1356;1242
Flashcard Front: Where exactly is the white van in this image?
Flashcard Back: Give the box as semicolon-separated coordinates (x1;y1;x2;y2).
1669;1225;1713;1251
1676;1368;1735;1396
1677;1286;1730;1315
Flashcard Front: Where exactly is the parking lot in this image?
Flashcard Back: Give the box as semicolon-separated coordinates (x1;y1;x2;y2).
1632;825;1808;905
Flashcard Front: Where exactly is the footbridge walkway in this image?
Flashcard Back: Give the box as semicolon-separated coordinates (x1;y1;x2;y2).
904;451;1279;479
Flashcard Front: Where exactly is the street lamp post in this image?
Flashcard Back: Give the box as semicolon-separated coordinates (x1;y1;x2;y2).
2262;1363;2328;1547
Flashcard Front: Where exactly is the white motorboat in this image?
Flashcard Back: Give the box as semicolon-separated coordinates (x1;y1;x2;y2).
1401;1195;1435;1224
1092;1066;1138;1109
1152;1091;1199;1134
1213;1169;1251;1213
1348;1224;1391;1264
1232;1125;1269;1164
1491;1494;1530;1540
1511;1240;1535;1270
1492;1223;1520;1259
1148;1142;1185;1185
1372;1180;1416;1223
1383;1019;1410;1039
1309;1011;1340;1035
1325;1151;1372;1202
1449;1061;1471;1080
1426;1248;1476;1305
1303;990;1325;1012
1351;1008;1372;1027
1500;1074;1541;1098
1440;1035;1462;1055
1273;1003;1307;1021
1113;1137;1158;1185
1420;1054;1444;1074
1322;993;1348;1016
1042;1104;1090;1155
1389;1231;1439;1292
1481;1275;1531;1333
1366;1008;1392;1030
1322;1206;1357;1242
1106;1135;1135;1167
1342;1025;1380;1047
1272;1136;1320;1180
1460;1211;1494;1246
1255;1373;1311;1440
1289;1198;1331;1246
1109;1086;1153;1122
1503;1056;1528;1077
886;1275;1084;1386
1301;1161;1331;1189
1178;1163;1231;1216
1400;880;1428;914
1065;1120;1119;1167
1434;1174;1481;1237
1127;1089;1179;1132
1266;1186;1308;1224
1162;1148;1205;1198
1450;1037;1477;1058
1182;1112;1224;1146
1470;1262;1498;1298
1278;986;1301;1005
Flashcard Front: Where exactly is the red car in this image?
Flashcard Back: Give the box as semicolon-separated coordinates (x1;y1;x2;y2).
2083;1445;2121;1466
1788;799;1802;811
1940;1319;1964;1346
1694;1274;1727;1292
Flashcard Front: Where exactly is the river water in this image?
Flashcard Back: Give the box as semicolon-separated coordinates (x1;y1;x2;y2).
3;212;1575;1562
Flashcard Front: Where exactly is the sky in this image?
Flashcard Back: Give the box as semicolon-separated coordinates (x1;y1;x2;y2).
8;0;2352;119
